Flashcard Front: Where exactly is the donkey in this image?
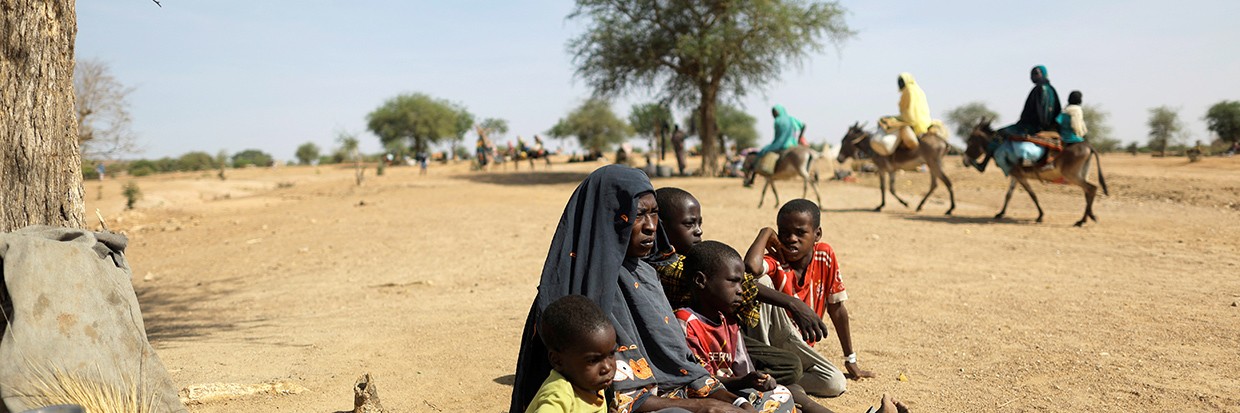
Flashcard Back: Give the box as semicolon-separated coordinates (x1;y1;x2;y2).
837;122;957;214
963;118;1109;226
743;146;825;209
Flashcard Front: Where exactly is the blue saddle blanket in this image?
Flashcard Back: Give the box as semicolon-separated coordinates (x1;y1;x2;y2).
994;141;1045;176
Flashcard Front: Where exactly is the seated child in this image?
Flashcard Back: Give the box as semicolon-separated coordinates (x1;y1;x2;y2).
743;199;874;398
526;295;617;413
676;241;834;413
1057;90;1088;144
652;187;809;388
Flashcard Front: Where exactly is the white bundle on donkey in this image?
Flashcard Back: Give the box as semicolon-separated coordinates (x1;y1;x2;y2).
0;226;185;413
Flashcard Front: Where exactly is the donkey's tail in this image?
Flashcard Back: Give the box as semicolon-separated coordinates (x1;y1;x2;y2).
1091;147;1109;196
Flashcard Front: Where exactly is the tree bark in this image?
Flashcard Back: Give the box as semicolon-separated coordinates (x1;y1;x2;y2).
1;0;84;233
697;86;720;176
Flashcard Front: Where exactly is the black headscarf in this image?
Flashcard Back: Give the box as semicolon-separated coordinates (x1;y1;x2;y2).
510;165;669;412
1018;65;1062;132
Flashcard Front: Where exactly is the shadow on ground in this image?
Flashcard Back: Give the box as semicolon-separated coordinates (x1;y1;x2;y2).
901;214;1030;225
453;171;592;186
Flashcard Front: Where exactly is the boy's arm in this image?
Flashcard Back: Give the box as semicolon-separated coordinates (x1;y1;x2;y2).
744;228;778;276
756;284;827;343
826;302;875;380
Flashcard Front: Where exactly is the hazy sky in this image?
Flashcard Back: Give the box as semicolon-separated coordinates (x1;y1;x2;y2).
77;1;1240;159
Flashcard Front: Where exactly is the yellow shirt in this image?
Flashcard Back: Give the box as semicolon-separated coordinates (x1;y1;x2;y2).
898;72;932;135
525;370;607;413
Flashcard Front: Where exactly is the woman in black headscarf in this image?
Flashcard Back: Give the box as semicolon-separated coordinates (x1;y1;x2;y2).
510;165;766;413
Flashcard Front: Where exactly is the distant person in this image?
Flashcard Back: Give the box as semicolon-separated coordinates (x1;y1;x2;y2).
749;105;806;186
524;295;616;413
415;151;429;175
670;124;688;176
878;73;933;152
744;199;875;398
95;163;106;181
998;65;1062;139
1058;90;1088;145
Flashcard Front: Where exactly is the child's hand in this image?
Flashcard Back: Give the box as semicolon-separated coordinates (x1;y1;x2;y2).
741;372;776;391
845;362;876;380
762;229;783;257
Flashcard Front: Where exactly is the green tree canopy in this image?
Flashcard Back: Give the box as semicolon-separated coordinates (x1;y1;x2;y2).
547;98;632;153
1204;100;1240;143
366;93;469;153
568;0;852;174
628;103;673;139
1147;106;1185;155
295;142;321;165
231;149;274;168
945;102;1000;141
178;151;216;171
479;118;509;140
1082;104;1120;152
685;104;758;150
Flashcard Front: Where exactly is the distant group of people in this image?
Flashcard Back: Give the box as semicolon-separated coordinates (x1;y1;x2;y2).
475;128;550;171
510;165;908;413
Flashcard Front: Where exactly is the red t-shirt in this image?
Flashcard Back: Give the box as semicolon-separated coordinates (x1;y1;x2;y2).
761;242;848;320
674;308;753;378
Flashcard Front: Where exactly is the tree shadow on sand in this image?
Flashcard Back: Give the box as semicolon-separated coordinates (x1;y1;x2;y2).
136;275;281;347
453;171;592;186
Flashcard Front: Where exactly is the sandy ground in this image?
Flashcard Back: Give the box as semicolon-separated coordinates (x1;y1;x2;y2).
83;153;1240;412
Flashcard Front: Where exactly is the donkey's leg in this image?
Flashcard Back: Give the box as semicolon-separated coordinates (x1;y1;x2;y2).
875;171;888;212
996;177;1018;219
889;172;909;207
1016;176;1044;223
758;179;771;208
802;174;810;199
915;168;938;213
939;167;956;215
1062;164;1098;227
770;179;782;208
809;175;825;209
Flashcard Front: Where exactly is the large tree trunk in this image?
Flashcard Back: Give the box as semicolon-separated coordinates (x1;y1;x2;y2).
1;0;84;233
697;87;720;176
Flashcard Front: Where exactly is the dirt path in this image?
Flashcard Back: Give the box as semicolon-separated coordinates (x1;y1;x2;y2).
86;154;1240;412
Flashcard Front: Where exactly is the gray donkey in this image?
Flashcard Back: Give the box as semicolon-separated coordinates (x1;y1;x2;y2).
837;122;957;215
743;146;825;209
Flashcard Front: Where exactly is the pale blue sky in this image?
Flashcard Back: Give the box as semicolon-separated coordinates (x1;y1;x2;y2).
77;1;1240;159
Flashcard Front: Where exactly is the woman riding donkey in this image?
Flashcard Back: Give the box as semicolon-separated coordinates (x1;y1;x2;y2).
983;65;1063;175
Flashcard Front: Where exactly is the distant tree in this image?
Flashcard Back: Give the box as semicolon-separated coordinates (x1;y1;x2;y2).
295;142;321;165
75;58;140;160
451;107;475;161
686;104;758;152
1082;104;1120;152
1147;106;1185;156
1125;142;1140;155
215;150;229;180
1204;100;1240;144
231;149;274;168
366;93;464;155
338;132;364;186
629;103;674;159
567;0;853;175
945;102;1000;141
178;151;216;171
547;98;632;153
479;118;509;140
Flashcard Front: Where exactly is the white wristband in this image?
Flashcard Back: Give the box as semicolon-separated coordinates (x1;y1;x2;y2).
733;396;748;407
845;353;857;364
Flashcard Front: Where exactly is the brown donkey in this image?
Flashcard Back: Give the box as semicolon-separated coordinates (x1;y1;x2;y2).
836;122;957;214
962;119;1109;226
743;146;825;208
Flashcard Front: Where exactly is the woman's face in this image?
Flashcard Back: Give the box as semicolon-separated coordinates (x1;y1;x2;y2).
626;193;659;257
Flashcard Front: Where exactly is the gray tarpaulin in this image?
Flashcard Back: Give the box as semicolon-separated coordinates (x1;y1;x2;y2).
0;226;185;413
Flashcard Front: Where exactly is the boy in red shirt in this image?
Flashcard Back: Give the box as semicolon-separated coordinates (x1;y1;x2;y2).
744;199;874;398
676;241;831;413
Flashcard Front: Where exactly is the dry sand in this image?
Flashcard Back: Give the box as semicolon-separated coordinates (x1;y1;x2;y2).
84;154;1240;412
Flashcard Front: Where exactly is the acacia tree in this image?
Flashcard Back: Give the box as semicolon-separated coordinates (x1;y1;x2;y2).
945;102;1000;141
1147;106;1185;156
568;0;852;175
366;93;466;156
1;2;85;232
686;104;758;153
1204;100;1240;144
1082;104;1120;152
338;132;363;186
547;98;632;153
479;118;509;141
628;103;673;161
295;142;321;165
75;58;139;160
